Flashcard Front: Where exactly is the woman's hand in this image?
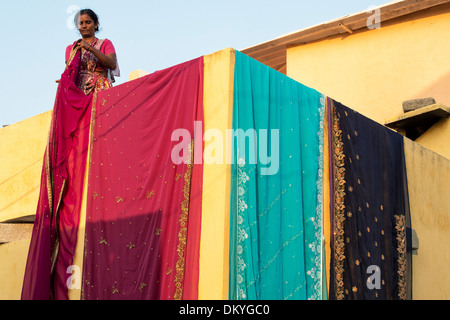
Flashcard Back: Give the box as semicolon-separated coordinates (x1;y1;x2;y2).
75;38;117;71
76;39;93;52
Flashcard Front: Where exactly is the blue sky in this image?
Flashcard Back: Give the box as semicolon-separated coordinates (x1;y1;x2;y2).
0;0;389;126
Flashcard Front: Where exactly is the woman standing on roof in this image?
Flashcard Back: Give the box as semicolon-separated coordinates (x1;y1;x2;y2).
22;9;120;300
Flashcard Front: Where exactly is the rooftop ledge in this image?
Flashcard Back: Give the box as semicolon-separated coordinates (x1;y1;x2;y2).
384;103;450;140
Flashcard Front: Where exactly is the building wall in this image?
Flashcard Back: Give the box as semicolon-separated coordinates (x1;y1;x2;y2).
404;137;450;300
287;4;450;125
0;111;52;223
2;45;450;299
198;48;235;300
0;112;51;300
0;239;31;300
129;70;150;81
415;117;450;159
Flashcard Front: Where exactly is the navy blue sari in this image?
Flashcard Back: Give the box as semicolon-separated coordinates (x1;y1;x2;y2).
329;100;412;300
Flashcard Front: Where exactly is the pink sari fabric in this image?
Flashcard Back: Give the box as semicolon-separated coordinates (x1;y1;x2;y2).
22;46;93;300
82;57;204;300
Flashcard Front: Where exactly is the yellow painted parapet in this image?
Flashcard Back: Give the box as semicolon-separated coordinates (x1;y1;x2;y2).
0;239;32;300
199;48;235;300
128;70;150;81
0;111;52;222
404;137;450;300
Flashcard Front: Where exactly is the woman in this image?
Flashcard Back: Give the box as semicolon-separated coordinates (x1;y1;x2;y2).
22;9;119;300
66;9;120;95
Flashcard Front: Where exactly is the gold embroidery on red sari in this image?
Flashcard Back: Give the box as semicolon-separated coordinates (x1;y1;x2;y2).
174;142;193;300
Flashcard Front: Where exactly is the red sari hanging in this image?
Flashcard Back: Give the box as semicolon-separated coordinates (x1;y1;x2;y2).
21;47;93;300
22;39;118;300
81;57;204;300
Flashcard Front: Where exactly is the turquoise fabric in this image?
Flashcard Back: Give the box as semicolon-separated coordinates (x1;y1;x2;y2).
229;51;326;300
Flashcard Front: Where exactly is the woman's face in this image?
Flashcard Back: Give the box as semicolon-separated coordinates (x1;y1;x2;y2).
78;14;97;38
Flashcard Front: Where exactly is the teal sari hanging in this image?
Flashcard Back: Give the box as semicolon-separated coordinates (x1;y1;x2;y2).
229;51;325;300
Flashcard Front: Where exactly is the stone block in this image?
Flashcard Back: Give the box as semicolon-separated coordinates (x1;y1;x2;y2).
403;97;436;113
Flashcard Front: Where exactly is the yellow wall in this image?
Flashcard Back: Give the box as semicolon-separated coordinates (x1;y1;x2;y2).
287;5;450;125
0;111;51;300
0;239;31;300
404;138;450;299
128;70;150;81
0;111;52;222
198;48;235;300
415;117;450;160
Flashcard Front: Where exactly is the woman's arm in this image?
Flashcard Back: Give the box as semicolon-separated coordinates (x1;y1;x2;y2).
77;40;117;70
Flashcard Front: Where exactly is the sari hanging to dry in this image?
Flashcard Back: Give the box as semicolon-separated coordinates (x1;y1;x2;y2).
81;57;204;300
21;45;93;300
329;100;412;300
229;51;326;300
22;39;118;300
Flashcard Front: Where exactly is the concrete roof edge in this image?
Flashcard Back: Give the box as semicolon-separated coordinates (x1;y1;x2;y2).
241;0;450;54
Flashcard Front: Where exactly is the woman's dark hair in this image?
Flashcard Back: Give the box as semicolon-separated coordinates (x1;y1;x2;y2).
74;9;100;32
